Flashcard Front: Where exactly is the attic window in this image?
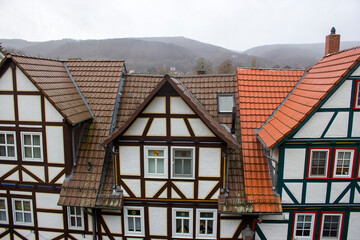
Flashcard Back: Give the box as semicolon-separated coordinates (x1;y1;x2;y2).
218;94;234;113
354;79;360;109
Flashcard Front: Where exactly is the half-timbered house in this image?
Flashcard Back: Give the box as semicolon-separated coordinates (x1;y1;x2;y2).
252;31;360;239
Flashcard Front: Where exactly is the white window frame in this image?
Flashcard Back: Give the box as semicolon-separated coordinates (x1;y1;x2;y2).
144;146;168;178
12;198;33;226
0;197;8;223
308;149;330;178
67;206;84;230
333;149;355;178
355;80;360;108
172;208;193;238
218;94;234;113
196;209;217;239
0;131;17;161
124;206;145;237
21;132;43;162
293;213;316;240
171;146;195;179
320;213;343;240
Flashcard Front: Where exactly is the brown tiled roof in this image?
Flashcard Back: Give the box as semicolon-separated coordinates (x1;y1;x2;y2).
102;75;239;149
8;54;93;125
58;60;125;208
99;74;247;211
257;46;360;149
237;68;305;212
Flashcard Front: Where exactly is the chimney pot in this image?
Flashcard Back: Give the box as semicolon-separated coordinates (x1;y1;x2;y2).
325;27;340;55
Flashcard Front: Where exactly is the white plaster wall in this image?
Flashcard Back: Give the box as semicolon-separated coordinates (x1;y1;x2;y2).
170;118;190;136
6;170;19;181
147;118;166;136
103;215;122;234
170;96;194;114
325;112;349;137
16;68;38;91
348;212;360;239
330;182;351;203
220;219;240;238
350;66;360;76
355;183;360;203
123;118;149;136
119;146;140;175
188;118;215;137
173;181;194;199
38;231;62;240
46;126;65;164
71;234;93;240
15;230;35;240
321;80;352;108
283;182;302;203
36;193;61;209
199;148;221;177
37;212;63;229
149;207;167;236
198;181;218;199
306;182;327;203
23;166;45;182
122;179;141;197
45;98;63;122
255;223;288;240
0;68;13;91
18;95;42;121
0;95;15;120
0;165;17;179
283;148;306;179
171;188;181;199
145;181;166;198
352;112;360;137
143;97;166;114
261;213;289;220
281;189;294;204
48;167;64;183
294;112;334;138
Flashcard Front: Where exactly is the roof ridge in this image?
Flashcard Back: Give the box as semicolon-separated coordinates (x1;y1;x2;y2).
324;45;360;58
238;67;306;71
65;59;125;62
7;53;61;62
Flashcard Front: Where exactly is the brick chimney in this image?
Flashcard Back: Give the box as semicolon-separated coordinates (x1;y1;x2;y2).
325;27;340;55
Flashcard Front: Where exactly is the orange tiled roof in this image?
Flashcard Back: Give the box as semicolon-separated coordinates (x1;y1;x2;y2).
257;46;360;149
237;67;305;212
7;54;93;125
58;60;125;208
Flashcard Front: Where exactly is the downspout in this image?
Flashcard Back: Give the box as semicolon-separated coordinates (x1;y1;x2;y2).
224;149;235;193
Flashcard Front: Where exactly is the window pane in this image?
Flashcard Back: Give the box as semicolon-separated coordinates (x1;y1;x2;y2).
219;95;233;112
183;159;191;174
0;146;5;156
148;158;155;173
15;200;22;210
71;216;76;226
7;146;15;157
176;211;189;217
33;147;41;158
0;200;5;209
200;220;206;234
176;219;182;233
175;159;182;174
128;210;140;216
157;159;164;173
7;134;14;144
33;135;40;146
149;150;163;157
24;147;32;158
175;150;191;158
16;212;23;222
0;211;6;221
75;207;81;215
207;220;213;234
200;212;213;218
77;216;82;227
0;134;5;144
135;217;141;231
183;219;189;233
128;217;134;231
70;207;75;215
24;135;31;145
23;201;31;211
24;213;31;223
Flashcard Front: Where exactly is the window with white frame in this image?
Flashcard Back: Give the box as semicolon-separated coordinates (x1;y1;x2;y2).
173;208;193;238
309;149;330;178
333;149;355;178
68;206;84;229
172;147;195;178
196;209;217;239
124;206;144;236
12;199;33;225
320;213;343;240
354;80;360;108
293;213;316;240
218;94;234;113
0;131;16;160
144;146;168;178
0;198;8;223
21;132;42;161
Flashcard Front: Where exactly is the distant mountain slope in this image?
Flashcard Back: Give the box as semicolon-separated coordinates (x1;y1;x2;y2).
1;37;359;73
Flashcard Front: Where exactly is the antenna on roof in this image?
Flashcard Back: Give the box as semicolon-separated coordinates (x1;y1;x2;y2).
331;27;336;34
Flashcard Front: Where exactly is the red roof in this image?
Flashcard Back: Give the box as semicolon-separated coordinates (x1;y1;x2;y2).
257;46;360;149
237;68;305;212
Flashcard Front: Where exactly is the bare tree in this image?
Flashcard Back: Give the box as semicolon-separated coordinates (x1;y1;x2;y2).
217;60;236;74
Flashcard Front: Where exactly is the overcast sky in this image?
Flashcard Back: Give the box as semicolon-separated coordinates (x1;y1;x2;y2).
1;0;359;51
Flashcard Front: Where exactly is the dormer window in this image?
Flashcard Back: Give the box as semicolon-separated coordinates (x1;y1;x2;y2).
218;94;234;113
